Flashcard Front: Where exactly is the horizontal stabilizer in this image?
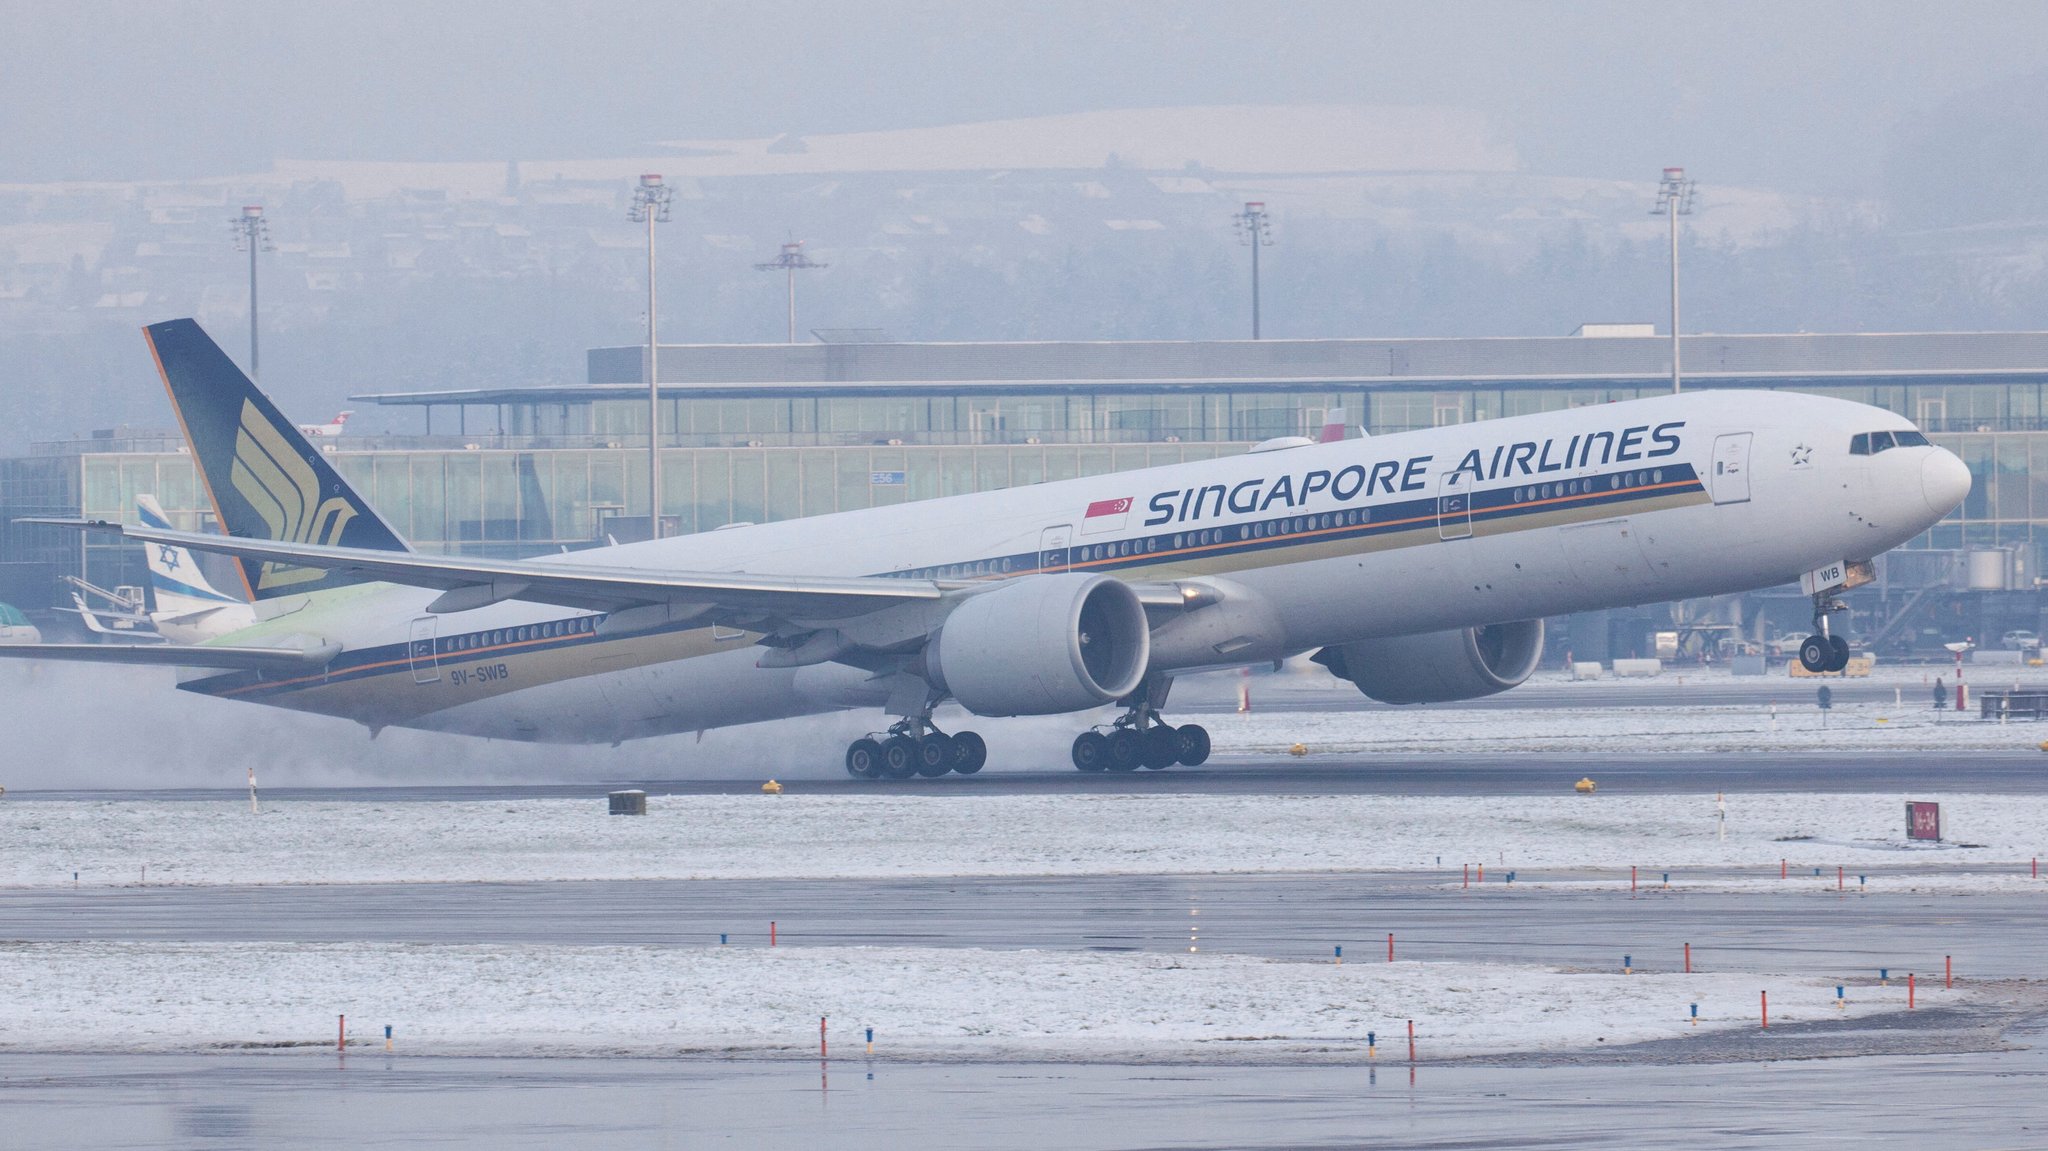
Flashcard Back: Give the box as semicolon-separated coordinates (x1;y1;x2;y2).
0;641;340;671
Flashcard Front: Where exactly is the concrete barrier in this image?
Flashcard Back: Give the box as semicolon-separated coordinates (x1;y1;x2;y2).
1611;659;1662;677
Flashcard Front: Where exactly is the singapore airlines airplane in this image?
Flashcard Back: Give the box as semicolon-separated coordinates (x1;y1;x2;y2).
10;319;1970;778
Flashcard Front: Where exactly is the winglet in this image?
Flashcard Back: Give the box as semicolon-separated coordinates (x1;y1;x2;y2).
142;319;410;600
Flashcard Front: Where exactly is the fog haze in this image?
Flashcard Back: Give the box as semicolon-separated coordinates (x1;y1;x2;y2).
5;1;2040;191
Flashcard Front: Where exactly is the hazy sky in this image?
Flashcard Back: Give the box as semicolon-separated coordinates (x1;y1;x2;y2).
3;0;2043;195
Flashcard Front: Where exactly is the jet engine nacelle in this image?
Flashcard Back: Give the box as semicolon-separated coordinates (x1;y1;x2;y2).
927;573;1150;716
1314;620;1545;705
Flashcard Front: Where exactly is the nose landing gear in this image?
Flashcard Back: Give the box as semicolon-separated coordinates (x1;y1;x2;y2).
1798;594;1854;673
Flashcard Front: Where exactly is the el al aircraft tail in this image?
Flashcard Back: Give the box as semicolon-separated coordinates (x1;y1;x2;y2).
143;319;410;600
136;494;245;614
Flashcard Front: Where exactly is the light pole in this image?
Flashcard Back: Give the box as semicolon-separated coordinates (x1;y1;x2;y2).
754;240;827;344
228;205;273;381
1233;201;1273;339
1650;168;1696;394
629;174;673;540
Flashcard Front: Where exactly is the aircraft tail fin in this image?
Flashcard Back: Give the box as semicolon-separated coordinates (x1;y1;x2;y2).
142;319;410;601
136;494;246;612
1318;408;1348;444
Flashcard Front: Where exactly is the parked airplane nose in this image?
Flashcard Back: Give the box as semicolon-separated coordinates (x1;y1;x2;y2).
1921;448;1972;517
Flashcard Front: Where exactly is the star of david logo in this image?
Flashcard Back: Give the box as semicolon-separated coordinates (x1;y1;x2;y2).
1790;443;1813;467
157;544;180;570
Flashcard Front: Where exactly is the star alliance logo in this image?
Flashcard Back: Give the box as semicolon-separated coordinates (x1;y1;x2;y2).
1790;443;1813;467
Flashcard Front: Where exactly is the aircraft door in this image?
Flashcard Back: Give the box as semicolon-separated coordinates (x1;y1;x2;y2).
408;616;440;684
1039;525;1073;572
1711;433;1753;505
1436;471;1473;540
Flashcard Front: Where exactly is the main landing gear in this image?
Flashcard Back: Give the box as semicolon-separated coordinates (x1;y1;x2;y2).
844;715;987;780
1070;706;1210;773
1797;593;1854;674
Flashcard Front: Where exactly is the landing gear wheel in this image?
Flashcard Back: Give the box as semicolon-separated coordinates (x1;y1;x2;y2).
845;737;884;779
950;730;987;774
881;736;919;779
1140;725;1180;769
1106;728;1143;771
1827;635;1852;672
1174;723;1211;767
1798;635;1832;674
915;733;955;777
1072;731;1109;772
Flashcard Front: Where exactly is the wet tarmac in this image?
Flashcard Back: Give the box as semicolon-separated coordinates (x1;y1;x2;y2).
15;748;2048;800
6;1031;2047;1150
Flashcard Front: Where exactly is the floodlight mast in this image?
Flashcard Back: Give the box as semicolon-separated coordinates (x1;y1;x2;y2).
628;174;674;539
1650;168;1696;394
1233;201;1273;339
228;205;274;382
754;240;827;344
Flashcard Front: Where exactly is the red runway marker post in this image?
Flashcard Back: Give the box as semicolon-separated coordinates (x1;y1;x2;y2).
1631;866;1637;894
1760;991;1769;1029
1407;1019;1416;1062
820;1016;827;1057
1780;858;1787;879
1909;973;1916;1009
338;1014;346;1052
1947;955;1953;988
1684;942;1692;973
1387;933;1395;963
771;921;777;947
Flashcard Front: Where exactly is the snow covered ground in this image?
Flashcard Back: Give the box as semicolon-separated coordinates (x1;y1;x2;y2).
1208;701;2036;755
0;940;1943;1061
3;791;2043;888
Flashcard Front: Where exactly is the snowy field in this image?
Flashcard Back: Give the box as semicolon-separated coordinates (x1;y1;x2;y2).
1208;698;2046;756
3;791;2044;888
0;940;1951;1062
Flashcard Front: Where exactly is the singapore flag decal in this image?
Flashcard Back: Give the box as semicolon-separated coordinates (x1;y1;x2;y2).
1082;496;1133;535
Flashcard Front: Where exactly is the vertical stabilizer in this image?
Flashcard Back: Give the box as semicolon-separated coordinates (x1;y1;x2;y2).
143;319;410;600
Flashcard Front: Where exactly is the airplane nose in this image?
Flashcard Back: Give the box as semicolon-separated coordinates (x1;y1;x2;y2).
1921;448;1972;516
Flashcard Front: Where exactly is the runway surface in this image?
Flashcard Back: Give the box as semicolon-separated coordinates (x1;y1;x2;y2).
7;1036;2047;1151
18;749;2048;800
1;872;2036;980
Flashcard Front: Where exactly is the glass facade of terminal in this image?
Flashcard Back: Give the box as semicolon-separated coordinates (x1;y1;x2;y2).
5;374;2047;610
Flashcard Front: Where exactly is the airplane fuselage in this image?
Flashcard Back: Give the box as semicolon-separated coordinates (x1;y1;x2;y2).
179;390;1962;743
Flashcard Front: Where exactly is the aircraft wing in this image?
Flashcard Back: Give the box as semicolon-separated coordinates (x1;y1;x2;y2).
0;641;340;670
29;519;950;624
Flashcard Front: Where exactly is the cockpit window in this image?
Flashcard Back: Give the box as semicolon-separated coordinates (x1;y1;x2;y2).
1851;430;1921;455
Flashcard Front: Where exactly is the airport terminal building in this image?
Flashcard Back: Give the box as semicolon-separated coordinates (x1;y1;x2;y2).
7;326;2048;657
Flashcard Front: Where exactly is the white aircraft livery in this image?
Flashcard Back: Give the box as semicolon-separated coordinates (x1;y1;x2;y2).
10;319;1971;777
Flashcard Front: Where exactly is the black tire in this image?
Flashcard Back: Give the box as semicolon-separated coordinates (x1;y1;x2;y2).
1828;635;1852;672
1072;731;1109;771
1106;728;1143;771
1798;635;1831;674
916;733;955;777
881;736;919;779
1175;723;1211;767
1140;725;1180;769
951;730;987;774
846;738;884;779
